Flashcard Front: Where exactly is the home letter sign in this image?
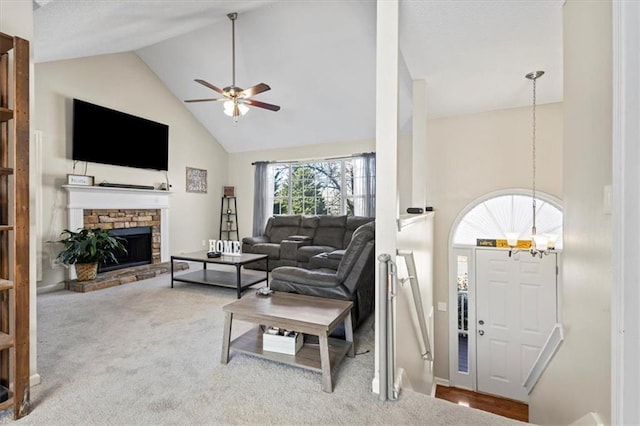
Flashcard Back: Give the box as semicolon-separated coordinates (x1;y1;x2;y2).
209;239;241;255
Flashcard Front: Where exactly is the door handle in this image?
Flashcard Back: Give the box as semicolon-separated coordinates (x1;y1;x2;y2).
478;330;485;336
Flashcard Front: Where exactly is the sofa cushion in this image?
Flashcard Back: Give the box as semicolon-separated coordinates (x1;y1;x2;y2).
263;217;274;238
313;215;347;248
343;216;374;248
272;215;302;227
337;222;375;282
251;243;281;259
298;216;320;239
280;239;310;261
296;245;338;264
271;267;341;288
268;215;301;243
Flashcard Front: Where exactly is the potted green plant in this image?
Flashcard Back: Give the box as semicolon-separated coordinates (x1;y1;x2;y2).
51;227;127;281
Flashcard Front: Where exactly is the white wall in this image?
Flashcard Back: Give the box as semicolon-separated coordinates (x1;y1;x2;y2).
396;214;434;393
530;1;612;424
424;103;563;380
0;0;31;39
226;138;375;238
612;2;640;424
394;79;433;394
35;52;228;289
397;132;413;213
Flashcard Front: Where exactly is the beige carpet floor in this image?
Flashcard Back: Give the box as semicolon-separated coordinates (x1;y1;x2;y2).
1;271;525;425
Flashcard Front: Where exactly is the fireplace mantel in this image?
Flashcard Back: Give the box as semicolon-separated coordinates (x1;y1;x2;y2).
63;185;170;262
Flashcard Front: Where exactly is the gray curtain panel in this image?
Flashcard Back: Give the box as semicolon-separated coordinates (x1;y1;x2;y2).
353;153;376;217
252;161;270;236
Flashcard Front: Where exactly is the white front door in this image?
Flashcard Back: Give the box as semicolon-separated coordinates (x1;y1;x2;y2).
475;249;557;402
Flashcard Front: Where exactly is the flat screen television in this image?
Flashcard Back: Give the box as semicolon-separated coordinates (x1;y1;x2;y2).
72;98;169;171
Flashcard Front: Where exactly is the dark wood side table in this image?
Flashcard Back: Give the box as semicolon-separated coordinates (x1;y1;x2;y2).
170;251;268;298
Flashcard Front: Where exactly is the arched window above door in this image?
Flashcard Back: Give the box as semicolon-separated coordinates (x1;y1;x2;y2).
452;192;563;249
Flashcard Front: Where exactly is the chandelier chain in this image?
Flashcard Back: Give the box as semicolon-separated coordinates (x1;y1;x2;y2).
531;76;537;235
508;70;553;259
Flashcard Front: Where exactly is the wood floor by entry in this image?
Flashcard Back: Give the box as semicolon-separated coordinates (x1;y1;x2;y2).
435;385;528;423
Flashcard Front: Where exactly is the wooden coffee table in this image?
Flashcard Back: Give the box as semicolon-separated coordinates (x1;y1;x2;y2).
221;292;354;392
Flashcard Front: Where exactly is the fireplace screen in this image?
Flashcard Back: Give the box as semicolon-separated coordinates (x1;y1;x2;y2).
99;226;152;273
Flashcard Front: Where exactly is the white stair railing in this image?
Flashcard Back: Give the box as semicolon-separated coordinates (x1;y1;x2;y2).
397;250;433;361
378;253;399;401
523;323;564;393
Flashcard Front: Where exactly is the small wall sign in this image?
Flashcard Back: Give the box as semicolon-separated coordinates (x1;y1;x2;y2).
476;238;532;248
223;186;235;197
67;174;95;186
186;167;207;193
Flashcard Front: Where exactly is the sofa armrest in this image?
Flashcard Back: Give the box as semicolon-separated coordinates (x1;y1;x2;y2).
280;239;311;260
327;249;346;260
242;236;270;245
308;249;346;270
286;235;313;242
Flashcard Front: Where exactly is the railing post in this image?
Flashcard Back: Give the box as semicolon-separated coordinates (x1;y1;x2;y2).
378;253;390;401
378;253;400;401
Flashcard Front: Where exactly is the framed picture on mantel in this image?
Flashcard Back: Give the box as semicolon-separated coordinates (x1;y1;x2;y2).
186;167;207;193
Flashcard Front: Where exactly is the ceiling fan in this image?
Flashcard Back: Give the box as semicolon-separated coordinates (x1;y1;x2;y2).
184;12;280;121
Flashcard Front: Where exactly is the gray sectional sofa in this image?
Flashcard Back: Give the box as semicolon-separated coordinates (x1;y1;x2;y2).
242;214;374;272
269;221;376;330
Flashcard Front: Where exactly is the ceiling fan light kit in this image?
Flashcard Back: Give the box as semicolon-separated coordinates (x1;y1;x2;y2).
184;12;280;122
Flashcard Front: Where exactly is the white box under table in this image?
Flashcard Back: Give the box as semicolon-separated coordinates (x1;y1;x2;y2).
262;328;303;355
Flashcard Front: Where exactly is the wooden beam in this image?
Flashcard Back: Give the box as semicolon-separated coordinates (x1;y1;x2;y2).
12;36;31;419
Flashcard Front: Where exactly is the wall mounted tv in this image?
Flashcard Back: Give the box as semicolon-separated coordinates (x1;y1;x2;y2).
72;98;169;171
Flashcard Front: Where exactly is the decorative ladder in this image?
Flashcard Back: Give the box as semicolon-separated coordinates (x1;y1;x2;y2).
219;196;238;241
0;32;31;419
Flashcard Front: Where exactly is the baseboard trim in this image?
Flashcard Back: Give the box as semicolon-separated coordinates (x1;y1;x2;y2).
570;412;603;426
30;373;41;387
371;376;380;394
37;282;65;294
434;377;450;387
393;367;404;400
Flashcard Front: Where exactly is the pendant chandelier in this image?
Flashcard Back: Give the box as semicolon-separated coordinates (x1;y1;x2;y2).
507;71;557;258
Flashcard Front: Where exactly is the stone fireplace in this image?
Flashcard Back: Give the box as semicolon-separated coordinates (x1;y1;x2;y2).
64;185;170;280
83;209;160;271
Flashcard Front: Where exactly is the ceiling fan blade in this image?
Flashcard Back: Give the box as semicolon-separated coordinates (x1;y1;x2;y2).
241;83;271;98
184;98;225;103
245;99;281;112
194;79;225;95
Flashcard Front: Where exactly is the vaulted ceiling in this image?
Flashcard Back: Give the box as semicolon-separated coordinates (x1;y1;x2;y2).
33;0;563;153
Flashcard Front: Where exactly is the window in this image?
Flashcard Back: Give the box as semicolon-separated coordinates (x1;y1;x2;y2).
456;255;469;374
269;155;375;216
453;193;563;249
